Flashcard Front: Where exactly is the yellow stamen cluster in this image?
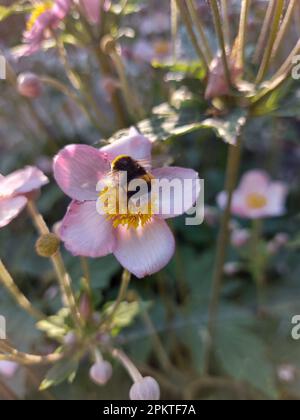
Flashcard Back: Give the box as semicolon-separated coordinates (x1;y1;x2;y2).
27;1;53;31
99;186;156;230
246;193;268;210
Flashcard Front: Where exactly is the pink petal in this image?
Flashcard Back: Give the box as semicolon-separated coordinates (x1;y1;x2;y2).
79;0;101;24
59;200;116;258
0;166;48;197
114;218;175;278
0;361;19;378
238;170;270;195
53;144;110;201
101;128;152;163
151;167;200;218
0;196;28;228
217;190;250;218
265;182;288;216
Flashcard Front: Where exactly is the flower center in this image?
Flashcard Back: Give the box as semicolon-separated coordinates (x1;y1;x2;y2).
246;193;267;210
99;182;157;230
27;1;53;31
154;40;170;56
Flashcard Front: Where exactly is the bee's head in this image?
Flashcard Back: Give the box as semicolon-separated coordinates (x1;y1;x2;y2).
111;155;136;172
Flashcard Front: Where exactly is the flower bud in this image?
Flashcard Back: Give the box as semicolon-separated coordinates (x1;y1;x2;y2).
35;233;60;257
79;293;92;321
17;72;42;98
129;376;160;401
89;360;113;385
231;228;250;248
0;361;19;379
63;331;77;346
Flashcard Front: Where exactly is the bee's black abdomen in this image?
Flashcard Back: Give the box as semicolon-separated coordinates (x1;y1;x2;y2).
112;156;147;183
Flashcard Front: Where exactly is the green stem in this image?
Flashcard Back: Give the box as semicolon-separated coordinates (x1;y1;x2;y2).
40;76;108;133
255;0;285;84
110;48;145;121
27;201;82;330
78;10;128;128
0;260;44;320
111;348;143;383
101;269;131;328
271;0;297;62
250;219;265;308
221;0;231;47
203;135;243;375
236;0;251;71
175;0;209;72
186;0;213;62
253;0;276;64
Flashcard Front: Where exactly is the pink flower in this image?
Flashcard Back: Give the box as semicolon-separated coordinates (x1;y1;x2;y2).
53;129;200;278
231;228;250;247
18;0;72;57
131;39;171;64
0;361;19;379
0;166;48;228
217;170;288;219
79;0;110;24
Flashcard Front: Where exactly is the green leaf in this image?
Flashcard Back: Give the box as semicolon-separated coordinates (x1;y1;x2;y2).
104;104;247;145
103;301;140;334
216;318;278;399
152;60;206;80
40;359;79;391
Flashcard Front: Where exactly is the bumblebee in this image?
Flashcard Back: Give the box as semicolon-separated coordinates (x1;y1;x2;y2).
111;155;153;199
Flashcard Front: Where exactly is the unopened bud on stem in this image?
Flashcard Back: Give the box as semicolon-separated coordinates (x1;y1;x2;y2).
129;376;160;401
35;233;60;257
17;72;42;98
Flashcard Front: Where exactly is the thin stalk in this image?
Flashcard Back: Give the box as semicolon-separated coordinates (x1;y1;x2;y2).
0;341;63;365
271;0;297;62
221;0;231;47
210;0;233;89
110;49;145;121
55;34;108;128
236;0;251;71
255;0;285;84
186;0;213;62
40;76;107;133
111;348;143;383
0;260;44;320
133;292;173;373
78;10;128;128
270;38;300;83
101;269;131;328
171;0;179;62
175;0;209;72
4;57;58;149
253;0;276;64
27;201;82;330
250;219;265;308
203;135;243;375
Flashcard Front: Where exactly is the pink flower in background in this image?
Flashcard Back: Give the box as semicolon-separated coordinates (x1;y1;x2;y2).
53;129;200;278
217;170;288;219
131;39;171;64
0;166;48;228
0;361;19;379
79;0;111;24
19;0;72;57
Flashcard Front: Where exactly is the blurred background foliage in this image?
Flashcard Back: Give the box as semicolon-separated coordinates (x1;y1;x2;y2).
0;0;300;400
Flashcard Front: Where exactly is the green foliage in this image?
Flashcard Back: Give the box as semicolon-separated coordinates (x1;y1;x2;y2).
40;358;79;391
107;103;247;145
